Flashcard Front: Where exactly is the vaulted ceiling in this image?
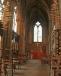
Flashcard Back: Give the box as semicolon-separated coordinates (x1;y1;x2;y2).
25;0;52;26
20;0;52;26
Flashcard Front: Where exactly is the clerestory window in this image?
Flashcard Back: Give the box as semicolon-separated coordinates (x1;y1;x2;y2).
0;0;4;20
12;6;17;32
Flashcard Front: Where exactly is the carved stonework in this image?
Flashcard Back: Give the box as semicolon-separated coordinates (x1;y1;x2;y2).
50;0;60;29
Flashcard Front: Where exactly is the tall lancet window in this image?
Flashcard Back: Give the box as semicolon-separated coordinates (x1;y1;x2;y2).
34;21;42;42
0;0;4;20
12;6;17;32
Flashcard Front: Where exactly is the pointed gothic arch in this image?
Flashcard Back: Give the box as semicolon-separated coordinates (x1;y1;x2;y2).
34;21;42;42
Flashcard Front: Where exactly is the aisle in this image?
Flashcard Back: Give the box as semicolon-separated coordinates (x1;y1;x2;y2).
8;60;50;76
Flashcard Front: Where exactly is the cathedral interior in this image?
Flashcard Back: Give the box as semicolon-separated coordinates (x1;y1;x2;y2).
0;0;61;76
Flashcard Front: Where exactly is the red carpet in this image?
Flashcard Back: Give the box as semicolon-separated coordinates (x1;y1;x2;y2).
31;51;47;59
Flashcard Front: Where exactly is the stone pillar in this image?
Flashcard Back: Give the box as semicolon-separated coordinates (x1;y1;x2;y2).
2;0;14;76
49;1;61;76
50;0;61;29
58;0;61;26
16;2;26;55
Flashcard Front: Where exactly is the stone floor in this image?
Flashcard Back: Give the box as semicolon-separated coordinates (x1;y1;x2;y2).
7;59;50;76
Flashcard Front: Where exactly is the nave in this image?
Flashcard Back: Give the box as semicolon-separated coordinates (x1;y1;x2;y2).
7;59;50;76
0;0;61;76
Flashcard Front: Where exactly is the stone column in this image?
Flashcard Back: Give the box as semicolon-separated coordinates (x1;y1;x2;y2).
50;0;61;29
2;0;14;76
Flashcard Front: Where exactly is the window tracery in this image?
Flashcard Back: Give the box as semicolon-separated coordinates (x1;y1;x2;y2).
34;21;42;42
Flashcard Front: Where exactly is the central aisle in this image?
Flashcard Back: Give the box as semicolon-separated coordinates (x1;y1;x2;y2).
11;60;50;76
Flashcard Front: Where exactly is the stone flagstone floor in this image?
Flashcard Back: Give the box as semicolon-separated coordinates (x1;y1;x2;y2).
7;59;50;76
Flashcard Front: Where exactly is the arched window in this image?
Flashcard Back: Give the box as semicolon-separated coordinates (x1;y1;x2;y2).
12;6;17;32
34;21;42;42
0;0;4;20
